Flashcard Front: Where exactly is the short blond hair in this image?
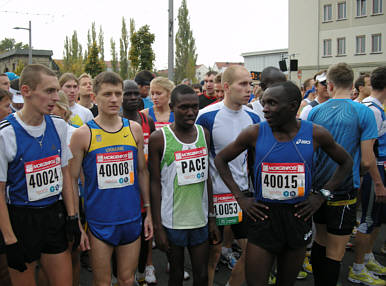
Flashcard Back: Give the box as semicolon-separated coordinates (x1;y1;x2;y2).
221;65;245;86
78;73;92;83
150;77;175;94
56;90;72;122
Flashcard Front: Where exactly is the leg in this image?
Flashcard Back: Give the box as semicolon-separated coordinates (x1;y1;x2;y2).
40;250;72;286
208;243;221;286
8;261;37;286
311;223;327;286
167;243;185;286
36;262;50;286
115;237;141;286
88;231;114;286
188;241;209;286
228;238;247;286
245;242;275;286
0;253;12;286
71;249;81;286
276;246;306;286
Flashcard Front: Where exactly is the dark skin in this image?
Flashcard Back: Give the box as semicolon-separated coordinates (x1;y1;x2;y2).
215;85;353;222
148;92;220;286
122;86;155;132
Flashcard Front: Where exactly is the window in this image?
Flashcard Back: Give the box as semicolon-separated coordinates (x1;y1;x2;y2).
373;0;383;14
337;37;346;55
324;4;332;21
357;0;367;16
337;2;347;19
323;39;332;56
356;36;366;54
372;34;382;52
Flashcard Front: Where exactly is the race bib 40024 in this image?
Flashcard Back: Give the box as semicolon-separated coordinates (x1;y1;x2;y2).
213;194;242;226
174;147;208;186
97;151;134;189
25;155;63;202
261;162;305;200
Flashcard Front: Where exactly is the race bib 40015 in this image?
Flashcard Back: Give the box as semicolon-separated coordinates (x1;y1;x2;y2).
174;147;208;186
213;194;242;226
97;151;134;189
25;155;62;202
261;162;305;200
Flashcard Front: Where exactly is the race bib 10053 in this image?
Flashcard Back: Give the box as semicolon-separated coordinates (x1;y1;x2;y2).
174;147;208;186
25;155;62;202
97;151;134;189
213;194;242;226
261;162;305;200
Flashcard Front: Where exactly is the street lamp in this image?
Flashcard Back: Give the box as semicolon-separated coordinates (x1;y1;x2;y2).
13;20;32;65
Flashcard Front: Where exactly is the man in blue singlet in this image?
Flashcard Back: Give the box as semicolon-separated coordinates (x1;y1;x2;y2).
214;80;353;286
307;63;381;286
69;71;153;286
0;64;81;286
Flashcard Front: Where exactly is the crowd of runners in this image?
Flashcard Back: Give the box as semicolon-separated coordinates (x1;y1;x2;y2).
0;61;385;286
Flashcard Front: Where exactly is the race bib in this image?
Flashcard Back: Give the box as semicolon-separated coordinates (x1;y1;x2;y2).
155;122;171;130
25;155;63;202
97;151;134;189
174;147;208;186
143;131;149;161
213;194;242;225
261;162;305;200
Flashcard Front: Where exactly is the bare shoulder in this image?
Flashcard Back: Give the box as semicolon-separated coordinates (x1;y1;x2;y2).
71;125;90;148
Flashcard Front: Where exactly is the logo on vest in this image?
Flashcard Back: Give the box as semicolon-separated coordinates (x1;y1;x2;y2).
296;139;311;145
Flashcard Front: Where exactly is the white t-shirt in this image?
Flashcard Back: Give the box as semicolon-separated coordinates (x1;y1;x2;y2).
69;103;94;127
250;100;265;122
362;96;384;135
299;98;320;120
0;113;72;182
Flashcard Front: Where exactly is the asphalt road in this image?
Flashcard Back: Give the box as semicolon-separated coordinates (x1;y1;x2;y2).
79;226;386;286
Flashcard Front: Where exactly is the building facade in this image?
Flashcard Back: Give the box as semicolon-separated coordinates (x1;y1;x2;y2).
241;49;288;73
289;0;386;82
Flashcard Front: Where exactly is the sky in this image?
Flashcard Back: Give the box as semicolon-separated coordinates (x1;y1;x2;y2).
0;0;288;70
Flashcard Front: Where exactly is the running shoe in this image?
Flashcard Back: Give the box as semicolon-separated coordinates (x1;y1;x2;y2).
268;273;276;285
348;266;386;285
303;256;313;273
145;265;157;284
166;263;190;280
136;277;148;286
111;275;118;286
366;258;386;276
297;270;308;280
220;252;238;270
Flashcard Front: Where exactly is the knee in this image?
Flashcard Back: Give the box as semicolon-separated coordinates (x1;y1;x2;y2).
117;275;134;286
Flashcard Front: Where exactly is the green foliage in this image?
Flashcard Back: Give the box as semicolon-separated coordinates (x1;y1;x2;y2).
84;41;103;77
110;38;119;73
0;38;28;54
175;0;198;84
129;25;155;75
98;25;105;70
119;17;129;80
62;31;84;76
14;60;25;75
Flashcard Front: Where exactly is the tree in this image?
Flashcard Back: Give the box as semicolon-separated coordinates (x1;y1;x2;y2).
119;17;129;79
84;41;103;77
175;0;198;83
110;38;119;73
98;25;105;70
14;60;25;75
129;25;155;74
0;38;28;54
62;31;84;76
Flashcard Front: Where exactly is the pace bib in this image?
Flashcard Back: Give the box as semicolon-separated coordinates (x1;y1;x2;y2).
97;151;134;189
261;162;305;200
143;131;149;161
25;155;63;202
174;147;208;186
213;194;242;225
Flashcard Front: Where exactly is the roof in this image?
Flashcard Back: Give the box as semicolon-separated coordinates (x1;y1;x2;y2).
214;62;244;69
0;49;53;60
241;48;288;57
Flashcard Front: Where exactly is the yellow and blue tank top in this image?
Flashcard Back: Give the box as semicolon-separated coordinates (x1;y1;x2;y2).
253;120;313;204
82;118;140;225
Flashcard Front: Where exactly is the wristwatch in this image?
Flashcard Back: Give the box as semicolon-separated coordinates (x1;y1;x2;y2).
314;189;334;200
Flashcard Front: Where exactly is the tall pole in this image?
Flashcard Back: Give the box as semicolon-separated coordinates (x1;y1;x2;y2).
168;0;174;81
28;20;32;65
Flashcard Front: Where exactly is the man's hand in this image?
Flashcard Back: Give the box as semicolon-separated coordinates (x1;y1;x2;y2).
374;182;386;203
154;226;169;253
5;241;27;272
294;193;325;221
144;214;154;241
78;220;90;252
208;217;220;245
237;197;269;222
66;215;81;251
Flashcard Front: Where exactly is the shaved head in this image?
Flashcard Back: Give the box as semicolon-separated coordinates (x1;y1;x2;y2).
260;66;287;90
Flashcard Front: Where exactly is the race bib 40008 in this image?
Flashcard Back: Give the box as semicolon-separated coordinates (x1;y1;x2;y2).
261;162;305;200
97;151;134;189
25;155;63;202
174;147;208;186
213;194;242;226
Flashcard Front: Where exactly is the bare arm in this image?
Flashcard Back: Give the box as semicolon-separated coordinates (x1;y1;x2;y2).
0;182;16;245
131;120;153;240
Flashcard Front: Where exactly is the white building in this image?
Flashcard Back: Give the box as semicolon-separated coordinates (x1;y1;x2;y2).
195;64;209;82
212;62;244;73
241;49;288;73
289;0;386;82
